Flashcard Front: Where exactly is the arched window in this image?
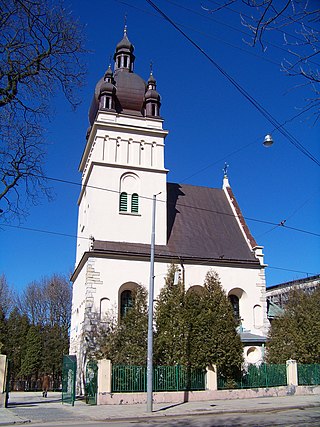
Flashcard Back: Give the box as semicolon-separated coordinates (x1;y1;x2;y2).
100;298;110;322
119;173;140;215
120;290;133;318
131;193;139;213
229;295;240;320
119;192;128;212
253;304;263;328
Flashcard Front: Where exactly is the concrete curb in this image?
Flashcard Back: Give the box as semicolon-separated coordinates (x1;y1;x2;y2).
1;401;319;426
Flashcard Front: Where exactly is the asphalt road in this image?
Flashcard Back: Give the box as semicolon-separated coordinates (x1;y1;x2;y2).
20;406;320;427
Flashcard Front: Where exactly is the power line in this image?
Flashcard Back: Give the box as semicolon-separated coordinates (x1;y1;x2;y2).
0;222;317;278
0;223;90;240
1;170;318;238
113;0;287;67
41;173;320;237
145;0;320;167
180;106;315;184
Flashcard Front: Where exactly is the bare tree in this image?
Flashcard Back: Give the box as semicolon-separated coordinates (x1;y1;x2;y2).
19;274;72;329
0;0;86;221
202;0;320;120
0;273;14;315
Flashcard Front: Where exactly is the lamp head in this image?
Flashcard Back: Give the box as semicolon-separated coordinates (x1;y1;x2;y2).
263;134;274;147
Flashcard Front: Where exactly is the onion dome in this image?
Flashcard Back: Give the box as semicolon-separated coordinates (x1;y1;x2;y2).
97;65;116;111
115;26;134;52
88;28;162;126
145;71;161;117
99;66;116;96
113;26;135;72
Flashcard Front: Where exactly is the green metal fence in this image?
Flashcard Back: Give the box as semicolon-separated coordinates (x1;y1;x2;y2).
111;365;206;393
298;364;320;385
218;364;287;390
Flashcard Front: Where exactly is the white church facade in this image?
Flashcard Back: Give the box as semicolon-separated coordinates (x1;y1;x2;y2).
69;28;269;392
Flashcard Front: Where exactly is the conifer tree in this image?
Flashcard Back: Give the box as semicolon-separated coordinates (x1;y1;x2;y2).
154;264;186;365
267;287;320;364
155;267;243;379
100;285;148;365
185;270;243;378
5;308;30;382
19;325;42;385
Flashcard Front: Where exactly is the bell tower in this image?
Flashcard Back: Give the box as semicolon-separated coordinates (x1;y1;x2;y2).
75;28;169;264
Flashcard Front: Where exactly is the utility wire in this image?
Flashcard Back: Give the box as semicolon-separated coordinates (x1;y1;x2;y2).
0;224;316;276
4;172;317;238
113;0;293;67
145;0;320;167
0;222;317;278
205;0;320;52
180;106;316;184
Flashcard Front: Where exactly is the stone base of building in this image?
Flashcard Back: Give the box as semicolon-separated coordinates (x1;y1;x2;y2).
97;385;320;405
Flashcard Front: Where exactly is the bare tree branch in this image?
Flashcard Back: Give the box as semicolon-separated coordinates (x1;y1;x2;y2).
202;0;320;120
0;0;86;221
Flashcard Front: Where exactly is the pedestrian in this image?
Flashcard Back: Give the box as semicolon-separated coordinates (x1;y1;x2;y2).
42;374;49;398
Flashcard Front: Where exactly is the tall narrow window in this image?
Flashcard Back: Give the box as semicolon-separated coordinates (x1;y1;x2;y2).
120;290;132;318
131;193;139;213
229;295;240;320
119;192;128;212
104;96;111;109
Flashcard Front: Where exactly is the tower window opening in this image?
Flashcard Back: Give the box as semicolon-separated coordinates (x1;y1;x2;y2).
104;96;111;109
151;104;157;116
119;192;128;212
131;193;139;213
123;56;128;68
117;56;121;68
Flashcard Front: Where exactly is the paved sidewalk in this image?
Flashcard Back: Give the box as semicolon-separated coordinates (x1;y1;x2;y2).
0;392;319;425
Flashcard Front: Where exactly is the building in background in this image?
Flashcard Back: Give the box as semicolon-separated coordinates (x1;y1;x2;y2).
266;274;320;319
69;28;268;393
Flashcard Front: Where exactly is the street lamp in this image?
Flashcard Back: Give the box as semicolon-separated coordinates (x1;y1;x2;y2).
263;134;274;147
147;193;159;413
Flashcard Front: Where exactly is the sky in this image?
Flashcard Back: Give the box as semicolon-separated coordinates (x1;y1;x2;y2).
1;0;319;294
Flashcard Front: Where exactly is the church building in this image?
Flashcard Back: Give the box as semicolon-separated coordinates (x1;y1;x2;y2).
69;28;269;392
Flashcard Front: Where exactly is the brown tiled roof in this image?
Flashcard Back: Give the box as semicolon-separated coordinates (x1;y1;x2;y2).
93;183;259;266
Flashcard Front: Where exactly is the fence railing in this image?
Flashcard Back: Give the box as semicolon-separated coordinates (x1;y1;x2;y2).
111;365;206;393
218;364;287;390
298;364;320;385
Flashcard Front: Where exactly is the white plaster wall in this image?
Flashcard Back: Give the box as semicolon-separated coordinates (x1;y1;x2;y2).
75;112;169;265
76;165;167;251
72;257;267;339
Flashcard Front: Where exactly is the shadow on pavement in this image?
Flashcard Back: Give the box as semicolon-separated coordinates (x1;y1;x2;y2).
7;395;62;408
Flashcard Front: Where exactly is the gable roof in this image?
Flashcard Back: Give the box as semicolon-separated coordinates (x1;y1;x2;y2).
165;183;257;262
92;182;259;266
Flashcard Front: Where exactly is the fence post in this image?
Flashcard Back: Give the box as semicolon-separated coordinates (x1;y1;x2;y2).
206;364;217;391
97;359;112;404
286;359;298;386
0;355;8;408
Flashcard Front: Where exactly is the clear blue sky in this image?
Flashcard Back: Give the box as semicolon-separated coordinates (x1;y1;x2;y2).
1;0;319;293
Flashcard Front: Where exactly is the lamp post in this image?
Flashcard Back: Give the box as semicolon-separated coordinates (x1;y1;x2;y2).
147;193;157;413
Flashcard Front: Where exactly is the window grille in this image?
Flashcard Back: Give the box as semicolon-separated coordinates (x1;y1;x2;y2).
119;192;128;212
131;193;139;213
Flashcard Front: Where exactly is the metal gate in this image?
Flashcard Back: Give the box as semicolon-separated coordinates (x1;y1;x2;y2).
85;360;98;405
62;355;77;406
